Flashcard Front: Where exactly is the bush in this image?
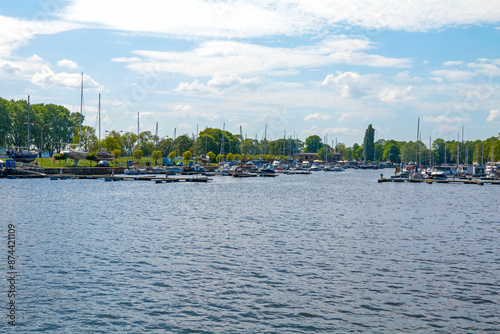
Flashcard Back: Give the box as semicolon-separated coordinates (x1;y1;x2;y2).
207;151;215;162
86;152;98;166
112;149;121;159
182;150;192;162
53;153;67;166
133;149;143;161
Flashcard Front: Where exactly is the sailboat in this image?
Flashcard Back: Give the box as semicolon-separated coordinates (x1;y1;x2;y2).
63;73;88;162
7;95;39;163
95;94;114;161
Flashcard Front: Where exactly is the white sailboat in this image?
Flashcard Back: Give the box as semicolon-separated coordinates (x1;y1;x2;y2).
63;73;88;162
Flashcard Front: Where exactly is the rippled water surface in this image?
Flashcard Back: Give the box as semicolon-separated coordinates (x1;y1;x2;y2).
2;170;499;332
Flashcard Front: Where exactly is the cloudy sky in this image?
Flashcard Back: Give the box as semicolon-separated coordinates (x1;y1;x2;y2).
1;0;500;145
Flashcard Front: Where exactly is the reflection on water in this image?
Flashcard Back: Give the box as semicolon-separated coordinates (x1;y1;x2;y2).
1;170;499;332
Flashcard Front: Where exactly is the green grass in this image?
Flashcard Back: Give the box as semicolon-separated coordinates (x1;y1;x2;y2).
15;156;219;168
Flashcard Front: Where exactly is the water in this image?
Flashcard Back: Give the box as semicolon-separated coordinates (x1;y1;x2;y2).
1;170;499;332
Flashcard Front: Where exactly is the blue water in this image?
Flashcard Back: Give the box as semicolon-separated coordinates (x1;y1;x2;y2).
1;170;499;332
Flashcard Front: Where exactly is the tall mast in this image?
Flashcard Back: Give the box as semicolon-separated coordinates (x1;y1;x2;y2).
240;125;243;156
416;117;420;164
27;95;30;150
155;122;158;153
98;93;101;152
79;72;83;147
264;124;267;156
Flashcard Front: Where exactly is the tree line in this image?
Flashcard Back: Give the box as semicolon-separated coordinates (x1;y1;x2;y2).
1;98;498;164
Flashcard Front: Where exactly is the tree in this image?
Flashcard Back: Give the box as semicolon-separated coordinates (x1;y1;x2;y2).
383;143;400;163
133;149;143;161
112;149;121;159
363;124;375;162
121;132;137;156
152;150;162;164
53;153;67;166
183;150;192;162
304;135;322;153
86;152;98;166
101;136;120;152
0;98;12;148
207;151;216;162
175;135;193;155
226;152;234;161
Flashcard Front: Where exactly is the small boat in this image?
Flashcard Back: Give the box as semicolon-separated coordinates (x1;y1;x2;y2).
124;167;147;175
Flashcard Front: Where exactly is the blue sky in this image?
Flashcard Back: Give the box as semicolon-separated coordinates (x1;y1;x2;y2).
1;0;499;146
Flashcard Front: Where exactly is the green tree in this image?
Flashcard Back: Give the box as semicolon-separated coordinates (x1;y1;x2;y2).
152;150;162;164
53;153;67;166
304;135;322;153
101;136;120;152
133;149;143;161
86;152;98;166
0;98;12;148
174;135;193;155
226;152;234;161
383;143;400;163
183;150;192;162
121;132;137;156
207;151;216;162
112;149;121;159
363;124;375;162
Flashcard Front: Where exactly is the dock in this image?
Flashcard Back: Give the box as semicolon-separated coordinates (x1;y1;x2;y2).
47;175;211;182
378;177;500;185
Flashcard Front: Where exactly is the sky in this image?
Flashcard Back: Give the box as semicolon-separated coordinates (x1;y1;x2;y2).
1;0;499;146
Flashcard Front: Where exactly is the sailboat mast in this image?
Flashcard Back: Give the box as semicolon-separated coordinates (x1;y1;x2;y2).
79;73;83;147
98;93;101;152
264;124;267;156
27;95;30;150
240;125;243;156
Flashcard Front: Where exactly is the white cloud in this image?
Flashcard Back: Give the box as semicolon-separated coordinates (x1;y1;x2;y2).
487;109;500;122
0;61;22;73
467;62;500;77
31;66;101;89
378;85;414;103
178;123;191;129
430;69;476;81
175;79;219;95
322;71;382;98
302;125;361;136
394;71;423;83
423;115;471;123
208;74;262;90
59;0;500;38
126;39;410;77
174;104;192;111
199;112;222;121
339;113;351;122
175;74;262;95
111;57;141;63
57;59;79;69
443;60;464;67
0;15;77;57
304;113;332;121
